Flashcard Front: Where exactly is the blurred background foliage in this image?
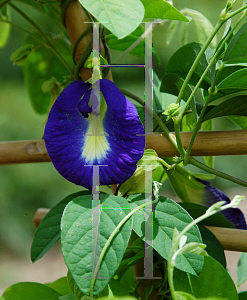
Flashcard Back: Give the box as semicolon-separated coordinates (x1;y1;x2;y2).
0;0;246;260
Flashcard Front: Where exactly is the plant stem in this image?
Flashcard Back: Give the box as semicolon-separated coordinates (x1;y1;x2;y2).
0;0;11;9
167;198;244;300
2;20;45;44
174;120;186;157
226;4;247;20
182;10;247;165
8;2;74;76
72;24;92;63
189;157;247;187
176;21;223;106
74;43;92;80
89;198;158;299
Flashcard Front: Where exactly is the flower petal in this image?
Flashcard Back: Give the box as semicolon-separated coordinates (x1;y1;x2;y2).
197;179;247;230
44;79;145;190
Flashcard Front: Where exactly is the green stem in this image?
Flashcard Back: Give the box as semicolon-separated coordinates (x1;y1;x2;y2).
74;42;92;80
168;198;243;300
174;120;186;157
119;88;179;152
176;21;223;106
183;95;212;165
190;157;247;187
2;20;45;44
182;11;247;165
89;198;158;299
0;0;11;9
8;2;74;77
72;24;92;64
177;6;247;121
225;4;247;20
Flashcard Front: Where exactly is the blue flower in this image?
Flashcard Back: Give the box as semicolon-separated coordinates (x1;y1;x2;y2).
166;165;246;229
196;179;247;230
44;79;145;190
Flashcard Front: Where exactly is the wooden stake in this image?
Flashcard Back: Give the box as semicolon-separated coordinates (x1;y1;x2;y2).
1;130;246;165
32;208;247;252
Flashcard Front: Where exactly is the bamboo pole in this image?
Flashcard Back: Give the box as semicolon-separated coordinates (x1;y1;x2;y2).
0;130;247;165
32;208;247;252
204;226;247;252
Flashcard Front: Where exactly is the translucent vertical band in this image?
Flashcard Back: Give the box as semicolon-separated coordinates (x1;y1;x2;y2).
144;22;153;134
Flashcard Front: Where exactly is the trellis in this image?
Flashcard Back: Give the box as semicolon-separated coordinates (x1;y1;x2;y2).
1;130;247;252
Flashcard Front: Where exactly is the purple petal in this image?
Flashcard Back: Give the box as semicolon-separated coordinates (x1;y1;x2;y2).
197;179;247;230
44;79;145;190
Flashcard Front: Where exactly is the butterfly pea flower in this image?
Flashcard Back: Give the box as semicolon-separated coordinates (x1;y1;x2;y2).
44;79;145;190
196;179;247;230
166;165;247;230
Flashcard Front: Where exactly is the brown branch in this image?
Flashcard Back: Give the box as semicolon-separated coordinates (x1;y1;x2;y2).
1;130;246;165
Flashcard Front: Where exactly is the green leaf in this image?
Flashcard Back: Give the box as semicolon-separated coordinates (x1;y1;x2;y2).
197;225;226;268
106;278;131;297
0;282;61;300
202;119;214;168
239;291;247;300
202;95;247;122
79;0;144;39
105;25;160;63
223;21;247;64
46;277;72;296
140;0;188;21
58;294;76;300
128;194;204;275
174;291;196;300
14;0;62;29
229;116;247;129
206;66;246;103
160;73;197;118
98;297;136;300
166;20;180;45
217;69;247;90
61;194;132;295
181;8;217;48
0;5;11;48
22;34;73;114
67;271;85;300
238;252;247;287
179;203;236;229
174;256;238;299
182;113;196;132
31;191;91;263
166;42;214;90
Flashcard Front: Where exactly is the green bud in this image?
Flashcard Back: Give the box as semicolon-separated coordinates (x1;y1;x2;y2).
172;228;180;244
118;149;163;196
42;77;60;94
206;201;226;214
10;44;34;66
162;103;180;121
231;195;245;208
178;242;207;256
226;0;236;11
179;235;187;249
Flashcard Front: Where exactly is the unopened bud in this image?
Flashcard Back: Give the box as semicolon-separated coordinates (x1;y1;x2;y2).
10;44;34;66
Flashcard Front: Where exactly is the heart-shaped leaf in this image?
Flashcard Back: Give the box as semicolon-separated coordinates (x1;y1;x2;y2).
79;0;144;39
61;194;132;295
31;191;91;263
128;194;204;275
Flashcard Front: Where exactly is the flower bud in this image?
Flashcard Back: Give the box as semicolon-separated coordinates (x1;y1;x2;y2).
10;44;34;66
